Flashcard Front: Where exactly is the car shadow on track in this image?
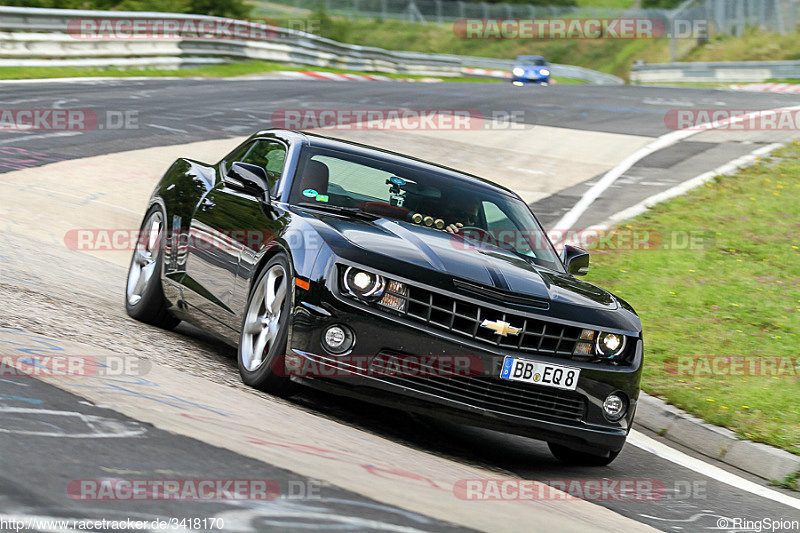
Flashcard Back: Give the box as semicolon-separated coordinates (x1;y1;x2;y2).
168;325;624;478
285;386;623;478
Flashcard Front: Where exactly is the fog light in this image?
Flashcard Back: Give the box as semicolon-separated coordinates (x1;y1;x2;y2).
322;325;353;354
603;393;627;421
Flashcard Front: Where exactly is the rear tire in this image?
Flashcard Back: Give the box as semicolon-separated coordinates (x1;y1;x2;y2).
125;205;180;330
237;254;296;396
548;442;621;467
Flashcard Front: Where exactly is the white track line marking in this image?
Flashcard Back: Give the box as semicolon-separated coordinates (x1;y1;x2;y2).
628;430;800;511
147;123;188;134
585;142;783;232
552;104;800;237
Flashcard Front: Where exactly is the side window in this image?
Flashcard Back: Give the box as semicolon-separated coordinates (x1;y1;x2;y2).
221;141;254;176
482;200;535;257
223;142;252;164
239;140;287;192
483;201;509;230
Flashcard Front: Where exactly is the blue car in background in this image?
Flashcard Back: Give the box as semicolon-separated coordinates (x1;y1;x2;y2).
511;55;551;85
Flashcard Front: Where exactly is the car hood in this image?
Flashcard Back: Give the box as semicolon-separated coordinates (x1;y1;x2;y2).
303;213;617;310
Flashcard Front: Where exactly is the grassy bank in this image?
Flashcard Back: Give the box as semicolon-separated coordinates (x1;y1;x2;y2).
261;14;672;79
256;8;800;79
684;29;800;62
583;142;800;454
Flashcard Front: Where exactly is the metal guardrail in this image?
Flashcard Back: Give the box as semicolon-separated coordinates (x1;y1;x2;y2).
0;6;622;84
0;6;461;76
631;60;800;83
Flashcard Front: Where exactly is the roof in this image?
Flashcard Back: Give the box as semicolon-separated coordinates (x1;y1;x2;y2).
253;128;519;198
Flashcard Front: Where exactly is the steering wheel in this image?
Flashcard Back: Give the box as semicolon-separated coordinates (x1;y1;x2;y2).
454;226;495;244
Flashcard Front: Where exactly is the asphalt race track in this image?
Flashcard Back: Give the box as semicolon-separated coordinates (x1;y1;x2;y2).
1;78;799;532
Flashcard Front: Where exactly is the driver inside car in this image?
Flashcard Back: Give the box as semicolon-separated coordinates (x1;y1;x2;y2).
444;194;481;234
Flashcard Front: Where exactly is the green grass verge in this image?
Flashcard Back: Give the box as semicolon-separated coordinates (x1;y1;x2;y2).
583;141;800;454
253;12;800;80
0;61;499;82
684;29;800;62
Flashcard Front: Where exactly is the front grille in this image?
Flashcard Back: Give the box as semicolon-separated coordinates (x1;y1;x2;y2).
404;285;583;359
380;369;586;423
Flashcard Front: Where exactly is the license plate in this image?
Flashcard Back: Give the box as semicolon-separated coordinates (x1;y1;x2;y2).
500;356;580;391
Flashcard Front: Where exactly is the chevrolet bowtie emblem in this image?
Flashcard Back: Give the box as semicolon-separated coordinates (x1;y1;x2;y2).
480;319;521;336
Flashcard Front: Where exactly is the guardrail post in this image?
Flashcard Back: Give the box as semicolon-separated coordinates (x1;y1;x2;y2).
435;0;443;23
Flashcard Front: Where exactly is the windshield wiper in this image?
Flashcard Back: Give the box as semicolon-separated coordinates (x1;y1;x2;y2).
296;202;378;220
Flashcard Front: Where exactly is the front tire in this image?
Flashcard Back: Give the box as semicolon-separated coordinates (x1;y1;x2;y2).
238;254;295;396
548;442;621;467
125;206;180;330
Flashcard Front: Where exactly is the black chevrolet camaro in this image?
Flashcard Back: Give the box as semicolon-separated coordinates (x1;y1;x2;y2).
126;129;643;466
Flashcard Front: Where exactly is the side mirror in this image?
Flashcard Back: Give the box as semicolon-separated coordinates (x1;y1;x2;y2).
227;162;270;202
562;244;589;276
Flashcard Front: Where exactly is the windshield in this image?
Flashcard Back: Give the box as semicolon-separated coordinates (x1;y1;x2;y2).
289;146;563;272
518;58;546;66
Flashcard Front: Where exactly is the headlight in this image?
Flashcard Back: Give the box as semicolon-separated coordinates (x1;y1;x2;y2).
540;69;550;76
343;267;385;299
596;332;626;358
512;67;525;77
342;266;408;313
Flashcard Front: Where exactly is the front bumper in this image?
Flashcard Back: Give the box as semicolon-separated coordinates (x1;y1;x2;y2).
512;74;550;84
288;274;642;453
